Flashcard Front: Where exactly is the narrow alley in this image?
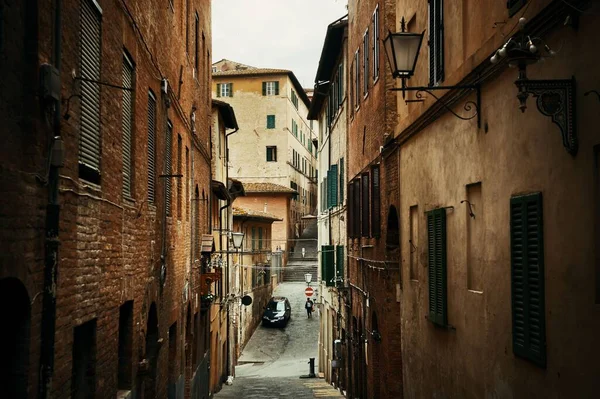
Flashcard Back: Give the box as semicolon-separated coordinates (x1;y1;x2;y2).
215;282;343;398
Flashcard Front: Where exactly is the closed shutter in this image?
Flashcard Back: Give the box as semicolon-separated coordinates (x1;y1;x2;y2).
361;173;370;237
355;50;360;107
511;193;546;367
373;6;380;80
328;164;338;208
429;0;444;86
165;121;173;214
122;53;134;198
336;245;344;284
275;81;279;95
348;182;354;237
363;30;369;95
338;64;343;106
216;83;221;97
322;245;335;287
259;228;263;249
353;180;361;238
147;91;157;203
230;83;233;97
427;208;447;326
339;158;344;204
80;0;102;179
262;82;266;96
252;227;256;251
371;165;380;237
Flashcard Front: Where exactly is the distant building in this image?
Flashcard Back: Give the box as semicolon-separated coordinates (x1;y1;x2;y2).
212;59;318;257
308;15;349;391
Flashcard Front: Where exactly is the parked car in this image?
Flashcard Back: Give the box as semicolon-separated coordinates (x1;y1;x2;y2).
262;297;291;327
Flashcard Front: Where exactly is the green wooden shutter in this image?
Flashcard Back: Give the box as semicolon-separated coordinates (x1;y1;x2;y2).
259;228;263;249
330;164;338;207
216;83;221;97
339;158;344;204
427;208;447;326
511;193;546;367
322;245;335;286
336;245;344;285
229;83;233;97
262;82;266;96
275;81;279;95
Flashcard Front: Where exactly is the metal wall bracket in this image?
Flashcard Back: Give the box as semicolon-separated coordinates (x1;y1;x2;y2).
515;77;577;156
392;84;481;128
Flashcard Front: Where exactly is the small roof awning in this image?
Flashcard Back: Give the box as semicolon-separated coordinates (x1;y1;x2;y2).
212;180;230;201
201;234;215;254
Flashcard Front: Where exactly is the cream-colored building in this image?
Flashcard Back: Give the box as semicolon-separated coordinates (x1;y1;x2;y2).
308;16;349;390
212;59;318;255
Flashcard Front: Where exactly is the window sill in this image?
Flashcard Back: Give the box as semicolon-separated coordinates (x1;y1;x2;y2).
373;76;380;86
468;289;483;295
117;390;133;399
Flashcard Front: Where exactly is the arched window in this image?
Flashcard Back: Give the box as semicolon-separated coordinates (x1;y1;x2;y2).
386;205;400;250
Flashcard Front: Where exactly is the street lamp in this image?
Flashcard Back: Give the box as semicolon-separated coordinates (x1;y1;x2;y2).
231;232;244;249
382;17;481;127
304;273;312;286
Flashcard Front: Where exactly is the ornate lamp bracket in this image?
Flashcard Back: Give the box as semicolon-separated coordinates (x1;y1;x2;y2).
515;74;577;156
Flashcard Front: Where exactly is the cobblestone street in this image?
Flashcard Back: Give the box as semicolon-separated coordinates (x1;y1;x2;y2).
214;282;343;398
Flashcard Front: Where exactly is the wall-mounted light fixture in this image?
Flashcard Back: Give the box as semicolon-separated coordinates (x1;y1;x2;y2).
490;17;577;156
383;17;481;128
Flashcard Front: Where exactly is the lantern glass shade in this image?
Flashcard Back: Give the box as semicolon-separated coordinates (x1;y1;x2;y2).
231;232;244;249
383;31;424;78
304;273;312;284
266;252;272;262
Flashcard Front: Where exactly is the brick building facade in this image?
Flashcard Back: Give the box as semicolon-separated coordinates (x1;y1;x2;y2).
0;1;215;398
345;0;403;398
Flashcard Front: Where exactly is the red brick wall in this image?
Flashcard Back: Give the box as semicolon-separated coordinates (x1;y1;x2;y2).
346;1;403;398
1;0;213;397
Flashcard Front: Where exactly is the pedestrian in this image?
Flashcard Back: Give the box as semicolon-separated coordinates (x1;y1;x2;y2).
305;297;314;318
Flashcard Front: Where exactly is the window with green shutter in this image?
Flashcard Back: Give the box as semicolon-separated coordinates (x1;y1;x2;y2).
259;227;263;250
328;164;338;209
252;227;256;251
427;208;447;326
510;192;546;367
263;81;279;96
147;91;157;204
336;245;344;285
267;115;275;129
339;158;344;204
321;245;335;286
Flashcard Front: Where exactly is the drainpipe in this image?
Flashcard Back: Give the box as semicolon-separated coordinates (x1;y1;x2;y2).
224;124;238;377
39;1;62;397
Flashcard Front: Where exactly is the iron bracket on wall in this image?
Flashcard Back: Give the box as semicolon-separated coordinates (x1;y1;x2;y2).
515;76;577;156
391;84;481;129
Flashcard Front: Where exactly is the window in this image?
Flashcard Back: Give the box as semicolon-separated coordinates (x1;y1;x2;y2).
251;227;256;250
72;319;97;398
339;158;344;204
263;114;275;129
321;245;335;286
327;164;338;209
122;52;134;198
259;228;263;249
507;0;527;17
354;50;360;109
427;208;447;326
216;82;232;97
212;66;217;73
429;0;444;86
177;134;182;219
185;147;189;219
373;5;380;81
147;91;157;204
263;81;279;96
338;63;344;106
291;90;299;109
165;121;173;215
510;192;546;367
194;12;199;72
353;180;361;237
361;173;370;236
79;0;102;183
363;29;369;96
371;165;380;237
348;182;354;236
266;146;277;162
118;301;133;390
336;245;345;285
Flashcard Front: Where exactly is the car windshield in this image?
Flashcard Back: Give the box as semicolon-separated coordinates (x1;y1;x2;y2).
267;301;285;311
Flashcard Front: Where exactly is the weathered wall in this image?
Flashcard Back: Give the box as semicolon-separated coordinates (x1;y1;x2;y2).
393;0;600;398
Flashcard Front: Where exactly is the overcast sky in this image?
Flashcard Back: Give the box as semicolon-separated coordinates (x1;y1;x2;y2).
212;0;348;88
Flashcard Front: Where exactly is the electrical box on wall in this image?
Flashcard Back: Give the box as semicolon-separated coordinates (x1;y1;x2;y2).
39;64;60;101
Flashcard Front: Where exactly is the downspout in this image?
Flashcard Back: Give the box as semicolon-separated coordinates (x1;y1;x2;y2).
224;124;238;377
40;1;62;397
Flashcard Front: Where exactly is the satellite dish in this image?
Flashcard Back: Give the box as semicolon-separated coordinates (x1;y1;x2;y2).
241;295;252;306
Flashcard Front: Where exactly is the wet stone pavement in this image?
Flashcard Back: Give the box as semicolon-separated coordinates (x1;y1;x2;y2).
214;282;344;398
